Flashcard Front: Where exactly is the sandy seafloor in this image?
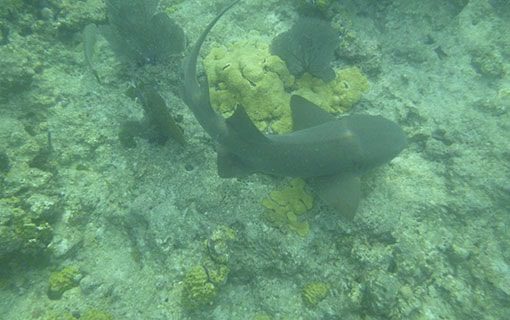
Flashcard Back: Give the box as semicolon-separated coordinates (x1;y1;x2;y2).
1;0;509;319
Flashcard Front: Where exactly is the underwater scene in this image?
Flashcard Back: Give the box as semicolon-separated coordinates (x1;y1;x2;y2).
0;0;509;319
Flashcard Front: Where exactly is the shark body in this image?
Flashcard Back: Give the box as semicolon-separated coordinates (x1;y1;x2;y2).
183;1;407;217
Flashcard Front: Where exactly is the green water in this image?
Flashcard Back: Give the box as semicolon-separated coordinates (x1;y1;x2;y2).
0;0;509;319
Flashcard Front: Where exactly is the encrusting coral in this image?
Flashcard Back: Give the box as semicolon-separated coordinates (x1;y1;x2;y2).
181;226;236;310
302;281;330;308
47;266;82;300
293;66;369;113
261;179;314;237
181;265;220;309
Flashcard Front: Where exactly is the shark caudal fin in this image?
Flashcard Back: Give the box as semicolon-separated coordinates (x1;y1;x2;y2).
182;0;241;135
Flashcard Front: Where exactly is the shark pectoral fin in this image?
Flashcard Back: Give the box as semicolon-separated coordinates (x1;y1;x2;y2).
290;95;336;131
226;105;269;144
216;146;253;178
311;174;361;219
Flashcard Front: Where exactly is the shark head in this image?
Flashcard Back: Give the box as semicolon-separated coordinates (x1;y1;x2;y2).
346;114;407;173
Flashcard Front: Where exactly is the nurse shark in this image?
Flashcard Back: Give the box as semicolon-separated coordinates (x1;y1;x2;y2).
182;1;407;217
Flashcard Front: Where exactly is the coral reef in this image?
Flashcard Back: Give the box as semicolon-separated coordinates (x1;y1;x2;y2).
252;313;272;320
471;48;505;78
43;309;113;320
2;0;105;39
0;44;37;100
261;179;313;237
295;0;336;16
0;0;23;19
204;38;294;132
181;226;236;310
43;312;76;320
101;0;185;65
181;265;219;309
47;266;82;300
0;197;54;260
206;225;237;265
0;150;10;173
302;281;330;308
293;66;369;113
0;116;62;262
120;85;184;147
80;309;114;320
361;273;400;317
204;39;369;133
51;0;106;36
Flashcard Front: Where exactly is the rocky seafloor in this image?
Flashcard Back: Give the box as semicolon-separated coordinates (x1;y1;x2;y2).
0;0;509;319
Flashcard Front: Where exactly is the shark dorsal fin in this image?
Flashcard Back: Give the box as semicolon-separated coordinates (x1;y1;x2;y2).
226;105;269;144
290;95;336;131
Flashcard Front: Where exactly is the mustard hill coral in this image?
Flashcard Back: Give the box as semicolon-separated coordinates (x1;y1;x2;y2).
47;266;82;300
181;226;235;310
302;281;330;308
204;38;294;133
261;179;313;237
80;309;114;320
204;39;369;133
293;66;369;113
205;225;236;265
181;265;218;309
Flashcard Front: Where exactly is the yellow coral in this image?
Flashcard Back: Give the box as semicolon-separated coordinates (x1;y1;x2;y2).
206;225;236;264
181;265;218;309
253;313;272;320
202;257;230;286
262;179;313;237
294;67;369;113
81;310;114;320
204;38;294;133
302;282;330;308
47;266;81;300
204;38;369;133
